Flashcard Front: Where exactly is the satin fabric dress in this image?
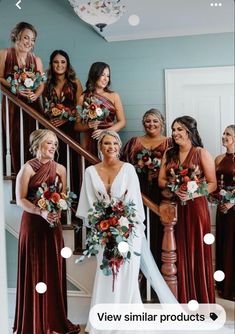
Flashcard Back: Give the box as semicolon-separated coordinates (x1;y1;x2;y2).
43;81;81;193
121;137;172;269
81;92;117;157
215;153;235;301
76;163;146;334
165;146;215;303
2;47;43;174
13;158;80;334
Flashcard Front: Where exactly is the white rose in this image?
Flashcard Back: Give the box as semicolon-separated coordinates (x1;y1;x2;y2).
118;216;129;228
58;199;68;210
187;180;198;193
24;78;34;88
96;107;103;117
219;189;227;196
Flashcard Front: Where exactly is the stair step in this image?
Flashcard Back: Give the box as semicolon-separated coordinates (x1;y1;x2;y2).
62;224;75;230
73;248;84;255
4;175;16;181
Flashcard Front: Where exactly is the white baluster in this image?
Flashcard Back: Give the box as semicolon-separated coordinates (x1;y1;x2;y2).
66;144;71;225
146;206;151;301
5;96;11;176
81;155;86;248
0;128;9;333
20;108;24;167
36;120;39;130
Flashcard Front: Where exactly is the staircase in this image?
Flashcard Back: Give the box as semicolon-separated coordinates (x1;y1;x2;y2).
1;84;178;324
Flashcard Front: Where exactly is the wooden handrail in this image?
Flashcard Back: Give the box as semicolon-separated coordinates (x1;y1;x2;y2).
0;84;98;165
0;84;160;214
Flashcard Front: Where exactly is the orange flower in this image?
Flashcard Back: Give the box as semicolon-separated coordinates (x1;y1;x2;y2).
56;103;64;110
51;192;61;203
183;176;190;183
100;220;110;231
20;72;28;81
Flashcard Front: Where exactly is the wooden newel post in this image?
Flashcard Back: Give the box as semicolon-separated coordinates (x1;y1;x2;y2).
159;200;178;298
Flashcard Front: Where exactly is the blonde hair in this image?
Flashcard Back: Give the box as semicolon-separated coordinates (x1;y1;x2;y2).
142;108;165;134
97;130;122;160
11;22;37;43
29;129;58;157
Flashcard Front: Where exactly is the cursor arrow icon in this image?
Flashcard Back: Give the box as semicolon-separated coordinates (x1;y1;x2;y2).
16;0;22;9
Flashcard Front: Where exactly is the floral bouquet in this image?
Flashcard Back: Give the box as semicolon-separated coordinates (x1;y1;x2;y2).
76;191;139;291
76;94;110;128
136;149;162;182
209;174;235;209
44;96;77;122
167;164;208;205
35;178;77;227
7;65;46;95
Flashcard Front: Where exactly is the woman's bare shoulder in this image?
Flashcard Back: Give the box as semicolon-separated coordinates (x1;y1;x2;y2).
215;153;225;166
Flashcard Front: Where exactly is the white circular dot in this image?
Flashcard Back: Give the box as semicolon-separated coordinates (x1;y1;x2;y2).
204;233;215;245
188;299;199;311
128;15;140;26
219;3;222;6
36;282;47;294
214;3;218;6
61;247;72;258
118;241;129;253
214;270;225;282
210;3;214;6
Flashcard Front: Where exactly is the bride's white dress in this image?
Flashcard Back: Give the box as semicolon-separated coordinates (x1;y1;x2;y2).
76;163;232;334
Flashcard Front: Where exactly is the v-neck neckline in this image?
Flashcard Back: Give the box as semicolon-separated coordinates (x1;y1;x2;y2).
179;145;194;166
92;163;125;195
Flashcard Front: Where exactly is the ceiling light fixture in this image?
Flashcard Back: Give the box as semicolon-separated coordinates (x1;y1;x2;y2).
68;0;126;32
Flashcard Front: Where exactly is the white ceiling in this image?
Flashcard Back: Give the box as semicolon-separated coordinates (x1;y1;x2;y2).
88;0;235;42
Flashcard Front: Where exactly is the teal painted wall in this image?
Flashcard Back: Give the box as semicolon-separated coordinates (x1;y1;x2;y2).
0;0;234;143
1;0;234;285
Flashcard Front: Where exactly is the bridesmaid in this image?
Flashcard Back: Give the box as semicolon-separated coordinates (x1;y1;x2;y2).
159;115;216;303
74;61;126;156
43;50;83;191
13;129;80;334
121;109;171;269
214;125;235;301
0;22;44;174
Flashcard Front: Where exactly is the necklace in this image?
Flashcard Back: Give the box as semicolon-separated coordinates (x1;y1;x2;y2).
15;49;27;68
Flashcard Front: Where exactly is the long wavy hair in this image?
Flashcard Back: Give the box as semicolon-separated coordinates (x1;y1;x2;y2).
84;62;113;94
165;115;203;164
45;50;77;99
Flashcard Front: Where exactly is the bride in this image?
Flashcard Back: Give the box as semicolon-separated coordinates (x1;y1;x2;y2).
76;130;178;333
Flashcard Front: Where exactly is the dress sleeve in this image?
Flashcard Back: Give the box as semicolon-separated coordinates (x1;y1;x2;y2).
125;164;145;231
76;167;96;224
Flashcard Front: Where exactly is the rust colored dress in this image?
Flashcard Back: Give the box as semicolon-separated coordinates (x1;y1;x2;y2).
165;146;215;303
121;137;172;268
43;82;80;192
2;47;43;174
215;153;235;301
81;92;116;156
13;159;80;334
